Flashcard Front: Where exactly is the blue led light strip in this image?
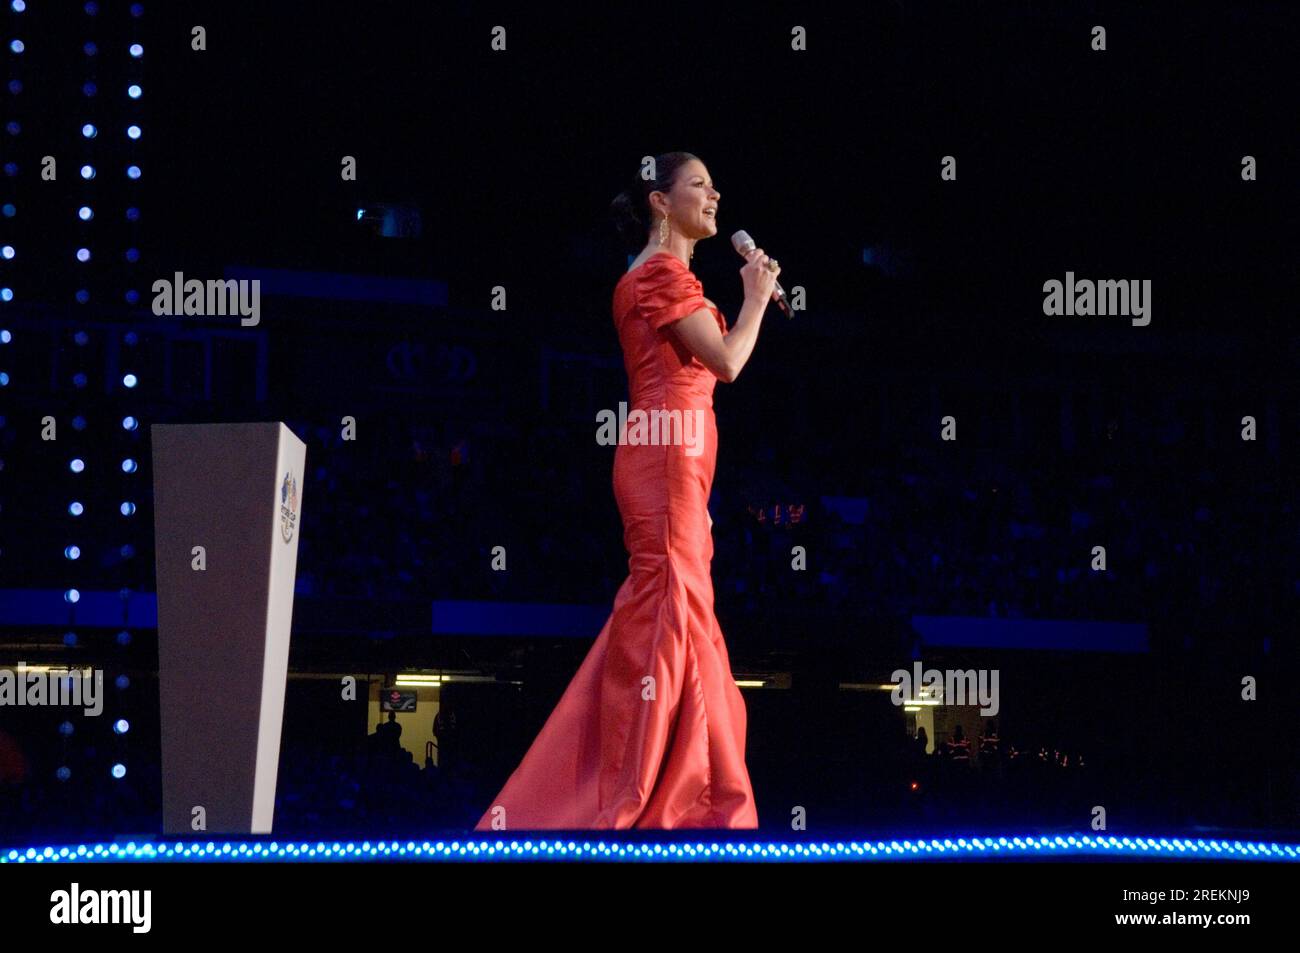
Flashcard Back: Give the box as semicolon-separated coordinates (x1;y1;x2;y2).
2;835;1297;863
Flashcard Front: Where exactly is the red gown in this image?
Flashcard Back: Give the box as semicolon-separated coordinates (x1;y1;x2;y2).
474;250;759;830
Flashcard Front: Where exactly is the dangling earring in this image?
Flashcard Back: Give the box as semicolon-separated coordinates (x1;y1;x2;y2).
658;213;669;247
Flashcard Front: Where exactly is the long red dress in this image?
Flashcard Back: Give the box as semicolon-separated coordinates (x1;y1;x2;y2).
473;250;759;830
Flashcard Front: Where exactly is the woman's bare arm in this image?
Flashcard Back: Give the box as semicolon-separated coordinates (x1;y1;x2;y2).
668;247;780;383
669;296;768;383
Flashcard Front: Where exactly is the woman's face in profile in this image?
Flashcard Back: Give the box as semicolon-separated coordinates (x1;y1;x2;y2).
658;159;721;241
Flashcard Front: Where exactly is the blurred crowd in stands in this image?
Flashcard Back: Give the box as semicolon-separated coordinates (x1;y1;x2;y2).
288;414;1295;646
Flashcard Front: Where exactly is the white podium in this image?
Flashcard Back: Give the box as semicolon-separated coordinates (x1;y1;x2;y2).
152;422;307;834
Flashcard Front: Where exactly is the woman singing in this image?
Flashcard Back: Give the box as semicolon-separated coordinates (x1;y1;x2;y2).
474;152;780;830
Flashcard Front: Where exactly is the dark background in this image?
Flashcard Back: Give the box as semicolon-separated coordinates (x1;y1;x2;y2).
0;0;1296;839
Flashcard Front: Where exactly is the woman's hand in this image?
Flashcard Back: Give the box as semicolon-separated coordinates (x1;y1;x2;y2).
740;247;781;306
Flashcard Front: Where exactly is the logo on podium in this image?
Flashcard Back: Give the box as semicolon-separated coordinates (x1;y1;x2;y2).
279;470;299;543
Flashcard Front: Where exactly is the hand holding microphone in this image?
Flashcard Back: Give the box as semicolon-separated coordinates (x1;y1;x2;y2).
738;246;781;308
732;229;793;318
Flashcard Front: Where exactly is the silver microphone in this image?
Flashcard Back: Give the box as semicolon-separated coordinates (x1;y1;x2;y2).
731;229;793;318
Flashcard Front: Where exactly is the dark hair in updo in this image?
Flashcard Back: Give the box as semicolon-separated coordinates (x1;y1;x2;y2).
609;152;701;250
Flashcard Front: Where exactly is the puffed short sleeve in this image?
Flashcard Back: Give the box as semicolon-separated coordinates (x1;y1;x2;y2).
637;254;710;332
